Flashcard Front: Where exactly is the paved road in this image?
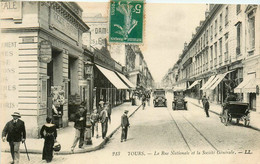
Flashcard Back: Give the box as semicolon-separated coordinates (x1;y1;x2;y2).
2;92;260;164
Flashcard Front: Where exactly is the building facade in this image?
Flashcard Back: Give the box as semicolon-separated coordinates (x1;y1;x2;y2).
165;4;259;112
1;1;89;137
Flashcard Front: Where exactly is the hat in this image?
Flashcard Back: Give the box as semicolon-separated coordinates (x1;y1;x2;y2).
124;110;129;113
11;112;21;118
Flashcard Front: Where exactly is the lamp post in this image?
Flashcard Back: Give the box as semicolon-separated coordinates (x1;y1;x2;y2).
84;61;93;145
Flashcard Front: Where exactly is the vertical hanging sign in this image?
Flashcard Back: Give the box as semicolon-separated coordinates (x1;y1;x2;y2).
109;0;144;43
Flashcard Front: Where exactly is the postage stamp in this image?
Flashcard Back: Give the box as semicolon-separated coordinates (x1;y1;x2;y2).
109;0;144;43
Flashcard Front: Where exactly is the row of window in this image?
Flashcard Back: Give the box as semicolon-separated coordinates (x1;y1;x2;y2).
180;5;257;79
189;5;230;56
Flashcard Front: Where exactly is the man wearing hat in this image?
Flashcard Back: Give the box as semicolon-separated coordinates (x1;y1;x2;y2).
71;106;86;152
121;110;130;142
2;112;26;164
99;105;108;139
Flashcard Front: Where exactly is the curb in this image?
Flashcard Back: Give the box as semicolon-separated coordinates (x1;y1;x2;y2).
2;105;142;155
189;101;260;132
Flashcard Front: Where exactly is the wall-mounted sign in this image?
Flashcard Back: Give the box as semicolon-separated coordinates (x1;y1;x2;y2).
0;1;22;20
50;8;79;42
39;40;52;63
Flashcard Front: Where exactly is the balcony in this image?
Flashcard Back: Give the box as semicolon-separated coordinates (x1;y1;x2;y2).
248;49;254;56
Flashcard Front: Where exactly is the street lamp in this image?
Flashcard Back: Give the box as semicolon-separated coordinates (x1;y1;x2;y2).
84;61;93;145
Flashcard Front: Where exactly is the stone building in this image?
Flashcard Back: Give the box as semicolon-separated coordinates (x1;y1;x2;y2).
167;4;259;112
1;1;89;137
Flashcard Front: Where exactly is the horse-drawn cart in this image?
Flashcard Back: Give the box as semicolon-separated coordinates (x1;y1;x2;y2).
220;101;250;126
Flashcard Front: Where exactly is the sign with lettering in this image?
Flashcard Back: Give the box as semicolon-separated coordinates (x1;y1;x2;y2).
109;0;144;43
50;8;79;41
0;33;19;113
0;1;22;20
39;40;52;63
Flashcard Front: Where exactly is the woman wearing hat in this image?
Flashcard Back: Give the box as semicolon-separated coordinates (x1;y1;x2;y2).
2;112;26;164
40;117;57;163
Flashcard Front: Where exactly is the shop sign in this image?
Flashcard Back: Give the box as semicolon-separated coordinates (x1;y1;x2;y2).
50;8;79;41
0;1;22;20
39;40;52;63
79;80;88;86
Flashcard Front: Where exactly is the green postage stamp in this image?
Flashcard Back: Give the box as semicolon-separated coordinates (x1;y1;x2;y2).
109;0;144;43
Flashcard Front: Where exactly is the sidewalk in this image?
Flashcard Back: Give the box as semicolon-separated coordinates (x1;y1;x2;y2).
186;97;260;131
1;102;141;155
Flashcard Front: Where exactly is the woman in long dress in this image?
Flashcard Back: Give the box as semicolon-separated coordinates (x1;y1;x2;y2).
40;117;57;163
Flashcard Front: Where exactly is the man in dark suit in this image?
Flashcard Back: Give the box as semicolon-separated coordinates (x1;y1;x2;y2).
121;110;130;142
2;112;26;164
99;106;108;139
71;106;86;152
204;99;210;117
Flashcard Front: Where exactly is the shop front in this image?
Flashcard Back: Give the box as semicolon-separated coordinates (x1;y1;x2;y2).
234;55;260;112
0;1;89;138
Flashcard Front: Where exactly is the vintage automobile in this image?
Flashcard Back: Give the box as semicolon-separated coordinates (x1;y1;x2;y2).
153;89;167;107
172;87;187;110
219;101;250;126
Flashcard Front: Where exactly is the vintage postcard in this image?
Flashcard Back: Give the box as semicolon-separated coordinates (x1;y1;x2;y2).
0;0;259;164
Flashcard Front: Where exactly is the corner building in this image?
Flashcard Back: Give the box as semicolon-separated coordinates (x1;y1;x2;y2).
1;1;89;138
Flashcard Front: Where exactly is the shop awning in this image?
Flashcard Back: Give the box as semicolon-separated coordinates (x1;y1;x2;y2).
116;72;135;88
200;75;216;90
96;65;129;89
188;80;200;89
234;74;255;93
208;71;233;90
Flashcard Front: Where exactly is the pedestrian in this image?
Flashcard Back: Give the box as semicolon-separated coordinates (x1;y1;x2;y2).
98;99;104;114
99;105;108;139
90;109;99;138
2;112;26;164
202;95;207;107
121;110;130;142
105;102;112;124
146;92;151;106
40;117;57;163
71;106;86;152
141;94;146;110
204;98;210;117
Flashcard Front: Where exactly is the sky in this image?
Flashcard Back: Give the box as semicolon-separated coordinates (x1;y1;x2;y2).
78;2;207;83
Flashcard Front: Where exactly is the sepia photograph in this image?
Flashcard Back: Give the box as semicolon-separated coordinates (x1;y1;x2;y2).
0;0;260;163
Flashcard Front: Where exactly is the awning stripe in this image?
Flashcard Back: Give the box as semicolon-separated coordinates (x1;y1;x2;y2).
188;80;200;89
116;72;135;88
96;65;129;89
200;75;215;90
234;74;255;93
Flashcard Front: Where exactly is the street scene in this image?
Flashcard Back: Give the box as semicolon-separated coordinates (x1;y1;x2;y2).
1;1;260;164
1;93;260;163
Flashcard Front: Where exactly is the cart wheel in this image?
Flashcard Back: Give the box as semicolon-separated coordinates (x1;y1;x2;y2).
236;119;239;124
220;116;224;123
244;120;250;127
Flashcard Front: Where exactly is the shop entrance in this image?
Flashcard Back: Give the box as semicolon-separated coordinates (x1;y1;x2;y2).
47;48;63;127
68;56;79;120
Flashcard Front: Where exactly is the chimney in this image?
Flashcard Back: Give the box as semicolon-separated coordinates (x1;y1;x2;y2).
209;4;215;11
184;42;188;49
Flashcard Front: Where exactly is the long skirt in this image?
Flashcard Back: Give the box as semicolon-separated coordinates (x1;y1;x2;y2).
42;136;55;162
